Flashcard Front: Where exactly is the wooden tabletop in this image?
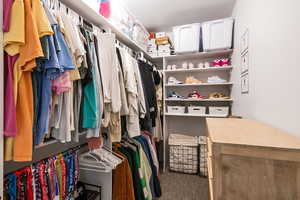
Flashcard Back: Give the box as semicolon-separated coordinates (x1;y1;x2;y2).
206;118;300;149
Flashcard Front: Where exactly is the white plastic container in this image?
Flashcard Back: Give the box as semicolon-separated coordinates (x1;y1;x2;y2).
209;106;229;117
156;32;166;38
173;23;201;53
202;18;234;51
188;106;206;115
167;106;185;114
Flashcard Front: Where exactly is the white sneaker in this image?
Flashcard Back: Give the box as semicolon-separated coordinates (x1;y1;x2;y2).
168;76;183;84
207;76;226;83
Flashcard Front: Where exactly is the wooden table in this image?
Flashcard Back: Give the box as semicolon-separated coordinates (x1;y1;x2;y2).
206;118;300;200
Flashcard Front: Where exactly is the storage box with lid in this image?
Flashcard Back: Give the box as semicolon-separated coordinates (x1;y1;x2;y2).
167;106;185;114
173;23;202;53
202;18;234;51
169;134;199;174
156;32;167;38
187;106;206;115
209;106;229;117
148;39;157;48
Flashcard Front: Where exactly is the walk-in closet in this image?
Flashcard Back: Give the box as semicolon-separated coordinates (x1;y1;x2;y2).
1;0;300;199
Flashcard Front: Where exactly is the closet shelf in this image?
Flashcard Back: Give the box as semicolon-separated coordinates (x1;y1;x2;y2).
4;133;88;174
165;113;228;118
164;66;233;73
59;0;154;61
165;82;233;87
164;49;233;62
165;98;233;102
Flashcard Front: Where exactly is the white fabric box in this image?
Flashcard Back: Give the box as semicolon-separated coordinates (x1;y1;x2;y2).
147;46;157;51
209;106;229;117
158;52;171;57
202;18;234;51
148;39;156;48
188;106;206;115
167;106;185;114
147;48;157;54
173;23;201;53
158;49;171;54
156;32;166;38
149;52;158;57
158;44;171;51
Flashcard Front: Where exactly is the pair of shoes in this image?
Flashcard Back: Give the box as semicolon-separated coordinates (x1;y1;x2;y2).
209;92;230;99
166;65;177;70
207;76;226;83
168;76;182;84
185;76;202;84
212;58;230;67
187;90;205;99
167;91;184;99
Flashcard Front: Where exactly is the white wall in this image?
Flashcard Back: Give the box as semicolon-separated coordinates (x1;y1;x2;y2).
231;0;300;136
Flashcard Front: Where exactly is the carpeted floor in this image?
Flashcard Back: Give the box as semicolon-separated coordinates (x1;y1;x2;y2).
159;171;209;200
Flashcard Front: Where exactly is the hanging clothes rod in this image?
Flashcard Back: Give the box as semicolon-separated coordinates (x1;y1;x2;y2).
45;0;154;66
57;0;154;61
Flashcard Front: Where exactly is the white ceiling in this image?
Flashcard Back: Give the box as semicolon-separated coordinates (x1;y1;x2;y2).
123;0;236;32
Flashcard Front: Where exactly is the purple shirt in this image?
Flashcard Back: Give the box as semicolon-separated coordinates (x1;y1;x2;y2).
4;53;18;137
3;0;14;32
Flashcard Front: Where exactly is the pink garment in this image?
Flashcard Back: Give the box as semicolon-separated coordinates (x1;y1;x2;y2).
52;71;72;94
3;0;14;32
4;53;19;137
99;0;111;18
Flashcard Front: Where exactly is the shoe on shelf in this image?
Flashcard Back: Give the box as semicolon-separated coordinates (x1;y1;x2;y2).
207;76;226;83
187;90;205;99
168;76;183;85
209;92;230;99
221;58;230;66
185;76;202;84
167;91;184;100
212;59;222;67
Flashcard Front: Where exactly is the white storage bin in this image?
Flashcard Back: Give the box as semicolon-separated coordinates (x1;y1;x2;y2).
167;106;185;114
202;18;234;51
188;106;206;115
156;32;166;38
147;48;157;54
173;23;201;53
209;106;229;117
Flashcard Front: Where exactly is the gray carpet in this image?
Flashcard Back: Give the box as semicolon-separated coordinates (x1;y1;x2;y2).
159;171;209;200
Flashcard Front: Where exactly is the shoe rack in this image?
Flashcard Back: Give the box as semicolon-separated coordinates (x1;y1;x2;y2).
162;49;234;172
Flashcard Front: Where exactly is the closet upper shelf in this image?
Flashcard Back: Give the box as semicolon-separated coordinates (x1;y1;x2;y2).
165;82;233;87
164;49;233;62
59;0;154;61
165;113;228;118
164;66;233;73
165;98;233;102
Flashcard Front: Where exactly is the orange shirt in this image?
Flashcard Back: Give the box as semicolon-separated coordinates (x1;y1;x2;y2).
13;0;44;161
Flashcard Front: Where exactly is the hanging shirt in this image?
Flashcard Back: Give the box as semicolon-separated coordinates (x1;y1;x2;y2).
13;0;44;162
4;53;19;137
3;0;14;32
96;33;121;112
4;0;25;56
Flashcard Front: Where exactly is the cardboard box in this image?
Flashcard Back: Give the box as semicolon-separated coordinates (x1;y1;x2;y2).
156;37;170;45
156;32;166;38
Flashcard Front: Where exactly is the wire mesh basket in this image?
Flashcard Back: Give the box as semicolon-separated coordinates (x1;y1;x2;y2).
199;136;208;177
169;144;199;174
169;134;199;174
